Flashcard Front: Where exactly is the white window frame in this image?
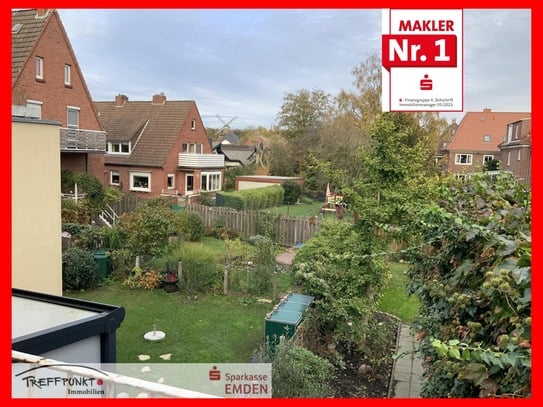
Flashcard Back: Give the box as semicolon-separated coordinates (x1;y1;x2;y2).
515;124;521;140
35;57;43;80
182;143;203;154
110;171;120;186
201;171;221;192
167;174;175;189
517;149;522;161
507;124;513;143
107;142;131;155
130;171;151;192
507;152;511;167
67;106;80;129
455;154;473;165
483;135;491;143
64;64;71;86
191;119;196;130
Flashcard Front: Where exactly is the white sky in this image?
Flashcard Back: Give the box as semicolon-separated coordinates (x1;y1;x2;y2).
57;8;531;129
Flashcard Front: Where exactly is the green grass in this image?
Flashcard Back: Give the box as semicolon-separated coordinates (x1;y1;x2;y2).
264;201;323;217
67;283;273;363
378;262;420;323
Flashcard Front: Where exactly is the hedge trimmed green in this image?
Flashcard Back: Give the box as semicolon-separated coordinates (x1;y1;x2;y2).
217;185;284;210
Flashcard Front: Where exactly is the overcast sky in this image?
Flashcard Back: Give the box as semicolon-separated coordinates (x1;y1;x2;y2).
57;8;531;129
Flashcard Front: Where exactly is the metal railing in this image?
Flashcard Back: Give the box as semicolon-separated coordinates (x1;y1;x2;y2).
60;128;107;152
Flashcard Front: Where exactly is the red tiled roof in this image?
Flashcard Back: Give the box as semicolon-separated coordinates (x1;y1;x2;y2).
445;109;531;153
94;99;194;167
12;9;50;86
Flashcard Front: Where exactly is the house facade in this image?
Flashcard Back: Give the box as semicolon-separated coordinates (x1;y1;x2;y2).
12;118;63;296
439;108;531;178
11;9;106;180
94;93;224;200
498;117;531;185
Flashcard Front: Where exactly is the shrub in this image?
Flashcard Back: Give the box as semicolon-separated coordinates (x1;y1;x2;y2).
176;210;204;241
117;198;177;256
170;245;219;292
406;172;531;398
62;247;100;291
109;248;135;281
72;224;104;250
209;217;239;240
124;266;162;290
282;180;302;204
254;338;335;398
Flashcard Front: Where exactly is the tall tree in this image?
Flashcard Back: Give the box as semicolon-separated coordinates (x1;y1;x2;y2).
276;89;331;140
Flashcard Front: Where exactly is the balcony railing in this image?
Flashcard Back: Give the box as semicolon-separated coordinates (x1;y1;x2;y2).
60;128;107;152
12;350;218;398
178;153;224;168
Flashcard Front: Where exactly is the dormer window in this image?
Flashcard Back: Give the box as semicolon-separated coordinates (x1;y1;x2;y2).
107;142;131;154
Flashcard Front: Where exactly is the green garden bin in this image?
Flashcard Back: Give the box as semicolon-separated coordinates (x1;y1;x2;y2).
93;249;111;279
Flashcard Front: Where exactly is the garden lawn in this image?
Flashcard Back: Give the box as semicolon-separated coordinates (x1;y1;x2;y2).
378;262;420;323
263;201;323;217
66;283;273;363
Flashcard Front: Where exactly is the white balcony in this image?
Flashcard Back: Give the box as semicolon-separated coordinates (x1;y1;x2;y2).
178;153;224;168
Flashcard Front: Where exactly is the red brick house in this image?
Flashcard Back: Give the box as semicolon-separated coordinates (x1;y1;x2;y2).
11;9;106;180
94;93;224;199
439;108;531;178
498;117;531;185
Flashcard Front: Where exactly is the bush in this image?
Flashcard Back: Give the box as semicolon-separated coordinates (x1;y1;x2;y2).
282;180;302;204
254;338;335;398
109;248;135;281
170;245;219;292
176;210;204;241
406;173;531;398
62;247;100;291
117;198;177;256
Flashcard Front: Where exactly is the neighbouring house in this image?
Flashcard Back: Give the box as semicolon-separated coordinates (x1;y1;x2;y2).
94;93;225;200
235;175;303;191
435;118;459;171
11;8;107;181
12;117;63;296
439;108;531;178
498;117;532;185
214;143;257;168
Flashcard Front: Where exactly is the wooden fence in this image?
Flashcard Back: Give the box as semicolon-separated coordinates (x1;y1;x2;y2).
186;204;319;246
110;195;142;216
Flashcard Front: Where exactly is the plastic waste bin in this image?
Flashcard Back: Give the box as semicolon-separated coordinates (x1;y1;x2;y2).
93;249;111;279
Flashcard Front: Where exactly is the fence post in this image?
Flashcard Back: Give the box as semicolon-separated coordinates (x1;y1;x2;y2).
177;261;183;284
272;271;278;300
223;268;229;295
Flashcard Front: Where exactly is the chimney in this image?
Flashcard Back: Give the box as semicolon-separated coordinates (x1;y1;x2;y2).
483;108;491;113
152;93;166;105
36;9;49;18
115;94;128;107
